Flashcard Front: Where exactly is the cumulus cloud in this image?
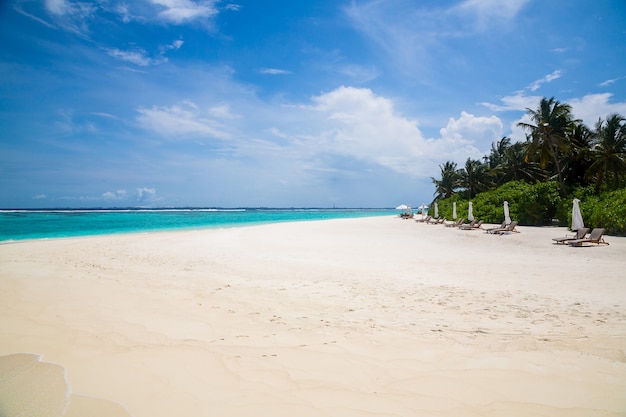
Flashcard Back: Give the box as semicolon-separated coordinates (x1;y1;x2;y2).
440;111;503;148
568;93;626;127
303;86;488;175
102;189;127;201
133;87;502;182
136;187;157;203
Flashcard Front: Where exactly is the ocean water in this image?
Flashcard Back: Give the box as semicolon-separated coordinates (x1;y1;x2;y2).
0;208;396;242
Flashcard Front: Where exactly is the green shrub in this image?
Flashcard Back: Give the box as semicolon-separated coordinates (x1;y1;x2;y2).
434;182;626;234
580;189;626;236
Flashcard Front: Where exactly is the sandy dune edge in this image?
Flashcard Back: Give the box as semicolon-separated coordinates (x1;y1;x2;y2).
1;216;625;416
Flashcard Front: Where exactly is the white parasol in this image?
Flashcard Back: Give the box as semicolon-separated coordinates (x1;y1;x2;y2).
571;198;584;231
504;201;511;225
452;202;457;219
418;204;429;220
434;202;439;218
395;204;409;210
468;201;474;221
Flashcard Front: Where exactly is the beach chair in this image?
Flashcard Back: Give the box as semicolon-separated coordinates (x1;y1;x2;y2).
488;221;518;234
460;220;483;230
427;217;445;224
485;221;506;233
415;216;431;223
552;227;589;245
567;228;609;246
445;218;464;227
459;219;476;229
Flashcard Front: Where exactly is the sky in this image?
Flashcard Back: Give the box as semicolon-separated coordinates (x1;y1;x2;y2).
1;0;625;208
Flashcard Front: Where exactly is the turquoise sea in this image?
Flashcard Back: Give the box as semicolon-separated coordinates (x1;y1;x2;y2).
0;208;396;242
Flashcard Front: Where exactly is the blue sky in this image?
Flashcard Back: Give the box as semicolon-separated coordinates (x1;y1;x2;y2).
1;0;625;208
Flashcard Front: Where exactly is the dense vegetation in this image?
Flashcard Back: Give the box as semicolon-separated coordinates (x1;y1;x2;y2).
430;97;626;235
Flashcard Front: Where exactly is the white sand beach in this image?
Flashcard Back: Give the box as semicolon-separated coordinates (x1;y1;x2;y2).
1;216;625;416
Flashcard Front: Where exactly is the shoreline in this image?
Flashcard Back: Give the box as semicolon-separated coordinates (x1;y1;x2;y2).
1;216;625;416
0;209;396;243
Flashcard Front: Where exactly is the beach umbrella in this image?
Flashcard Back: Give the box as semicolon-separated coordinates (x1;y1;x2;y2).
571;198;584;231
395;204;409;210
468;202;474;221
452;202;457;219
434;202;439;218
504;201;511;225
418;204;428;220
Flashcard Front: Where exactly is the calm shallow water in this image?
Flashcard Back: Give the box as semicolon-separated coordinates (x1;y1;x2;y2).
0;208;396;242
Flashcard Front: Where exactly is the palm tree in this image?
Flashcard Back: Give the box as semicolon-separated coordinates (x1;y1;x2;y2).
485;137;511;187
562;122;593;187
587;113;626;192
431;161;460;200
459;158;489;198
517;97;578;195
486;137;511;169
501;142;545;183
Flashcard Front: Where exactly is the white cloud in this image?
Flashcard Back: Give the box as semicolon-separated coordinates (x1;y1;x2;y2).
150;0;219;24
344;0;530;78
136;187;157;203
338;64;381;84
136;101;231;139
599;76;625;87
132;87;498;180
224;4;241;12
45;0;71;16
440;111;503;150
259;68;291;75
209;104;239;119
303;87;487;175
527;70;562;92
33;194;47;200
480;92;542;112
453;0;530;31
160;39;184;53
102;190;127;200
568;93;626;127
106;48;155;66
43;0;97;35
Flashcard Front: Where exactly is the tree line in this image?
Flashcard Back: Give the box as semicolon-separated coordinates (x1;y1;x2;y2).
432;97;626;201
431;97;626;235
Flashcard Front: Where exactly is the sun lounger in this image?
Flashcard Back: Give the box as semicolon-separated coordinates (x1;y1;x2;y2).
567;228;609;246
552;227;589;245
444;218;464;227
415;216;431;223
487;220;518;234
485;221;506;232
427;217;445;224
459;219;476;229
460;220;483;230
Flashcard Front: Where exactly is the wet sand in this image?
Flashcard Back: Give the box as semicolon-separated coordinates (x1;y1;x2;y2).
1;216;625;416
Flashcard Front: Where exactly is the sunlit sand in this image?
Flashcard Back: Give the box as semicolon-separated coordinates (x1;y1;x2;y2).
1;217;625;416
